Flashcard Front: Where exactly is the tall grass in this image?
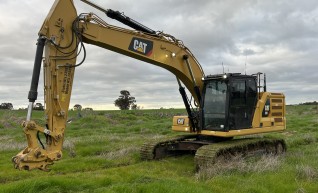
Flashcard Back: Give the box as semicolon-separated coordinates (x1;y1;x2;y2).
196;154;283;180
0;106;318;192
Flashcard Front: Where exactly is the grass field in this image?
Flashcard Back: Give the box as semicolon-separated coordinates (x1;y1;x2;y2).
0;105;317;193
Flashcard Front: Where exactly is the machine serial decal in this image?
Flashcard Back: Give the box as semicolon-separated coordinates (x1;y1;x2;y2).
128;37;153;56
62;66;71;95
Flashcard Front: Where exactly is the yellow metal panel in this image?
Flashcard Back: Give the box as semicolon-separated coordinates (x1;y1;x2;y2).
172;116;192;132
200;126;285;137
172;126;191;133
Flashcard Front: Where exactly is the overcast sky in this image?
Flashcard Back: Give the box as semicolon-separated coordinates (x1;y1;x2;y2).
0;0;317;110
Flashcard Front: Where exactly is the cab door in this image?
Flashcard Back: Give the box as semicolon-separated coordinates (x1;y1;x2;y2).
228;77;257;130
202;80;228;131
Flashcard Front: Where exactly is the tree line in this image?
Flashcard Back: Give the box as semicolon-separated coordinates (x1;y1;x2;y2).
299;101;317;105
1;96;317;111
0;103;13;110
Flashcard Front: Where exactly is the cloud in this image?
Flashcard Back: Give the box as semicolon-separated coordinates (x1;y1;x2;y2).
0;0;317;110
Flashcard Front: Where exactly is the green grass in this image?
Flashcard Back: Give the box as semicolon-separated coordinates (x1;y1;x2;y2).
0;105;318;192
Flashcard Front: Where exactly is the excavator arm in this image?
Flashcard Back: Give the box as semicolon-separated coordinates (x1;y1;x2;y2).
81;13;204;102
13;0;204;170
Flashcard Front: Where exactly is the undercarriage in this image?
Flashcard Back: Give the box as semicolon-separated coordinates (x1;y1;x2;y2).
140;135;286;170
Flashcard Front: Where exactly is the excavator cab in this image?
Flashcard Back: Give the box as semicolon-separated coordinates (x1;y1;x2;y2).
202;73;258;132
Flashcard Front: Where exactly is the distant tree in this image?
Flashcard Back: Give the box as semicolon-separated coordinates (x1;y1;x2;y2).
33;103;44;111
0;103;13;110
73;104;82;111
114;90;136;110
131;103;140;110
74;104;82;118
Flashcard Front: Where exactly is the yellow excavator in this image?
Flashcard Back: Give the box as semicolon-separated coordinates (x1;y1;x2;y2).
12;0;286;171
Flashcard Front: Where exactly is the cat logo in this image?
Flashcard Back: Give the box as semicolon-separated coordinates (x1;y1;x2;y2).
128;37;153;56
177;118;185;125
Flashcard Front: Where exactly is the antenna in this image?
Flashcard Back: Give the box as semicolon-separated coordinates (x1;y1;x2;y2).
245;53;247;75
222;62;225;74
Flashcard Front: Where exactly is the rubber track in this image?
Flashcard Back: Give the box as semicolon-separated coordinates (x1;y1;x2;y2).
140;134;198;160
195;138;286;170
